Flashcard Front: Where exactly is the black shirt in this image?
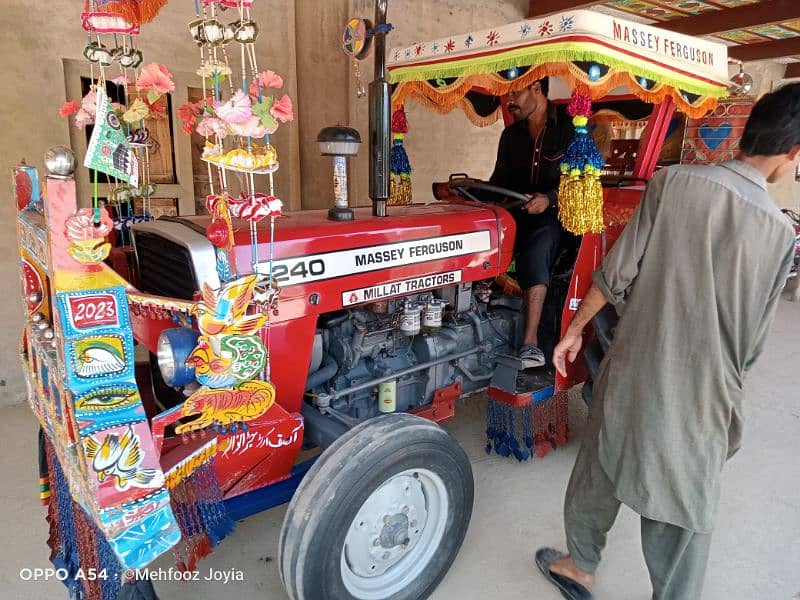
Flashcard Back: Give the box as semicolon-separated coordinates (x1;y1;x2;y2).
488;102;573;231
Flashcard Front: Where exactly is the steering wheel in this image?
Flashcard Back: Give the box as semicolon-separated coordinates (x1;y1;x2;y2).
446;173;531;210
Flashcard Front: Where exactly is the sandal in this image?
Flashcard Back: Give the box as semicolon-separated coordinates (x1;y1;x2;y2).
519;344;545;369
535;547;593;600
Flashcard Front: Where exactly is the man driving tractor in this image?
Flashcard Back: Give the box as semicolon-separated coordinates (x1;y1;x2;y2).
488;76;573;367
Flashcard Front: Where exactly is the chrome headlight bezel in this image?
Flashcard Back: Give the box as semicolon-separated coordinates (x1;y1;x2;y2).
156;328;200;387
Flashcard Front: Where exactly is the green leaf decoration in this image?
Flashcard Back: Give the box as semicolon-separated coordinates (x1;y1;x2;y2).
146;90;162;105
253;97;277;131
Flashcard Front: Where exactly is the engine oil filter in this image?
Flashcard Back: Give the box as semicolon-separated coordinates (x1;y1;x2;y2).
422;299;446;333
399;302;422;336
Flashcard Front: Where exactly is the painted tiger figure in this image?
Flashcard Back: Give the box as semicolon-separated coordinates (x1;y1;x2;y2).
175;380;276;434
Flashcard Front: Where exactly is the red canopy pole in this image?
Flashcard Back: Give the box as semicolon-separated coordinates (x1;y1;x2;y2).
631;96;676;179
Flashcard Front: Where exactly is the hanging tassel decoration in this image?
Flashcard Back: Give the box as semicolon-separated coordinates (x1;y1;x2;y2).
558;90;605;234
170;458;235;572
485;397;533;461
38;428;51;505
389;106;412;205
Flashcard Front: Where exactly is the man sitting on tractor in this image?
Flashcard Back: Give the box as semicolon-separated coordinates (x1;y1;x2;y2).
489;76;573;367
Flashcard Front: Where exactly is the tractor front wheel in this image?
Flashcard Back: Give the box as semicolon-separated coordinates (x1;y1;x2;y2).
278;413;473;600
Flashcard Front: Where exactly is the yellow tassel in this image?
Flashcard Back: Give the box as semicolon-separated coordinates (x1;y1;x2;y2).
558;174;604;235
389;176;413;205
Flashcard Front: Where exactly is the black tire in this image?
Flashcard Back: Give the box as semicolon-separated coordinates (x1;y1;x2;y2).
279;413;474;600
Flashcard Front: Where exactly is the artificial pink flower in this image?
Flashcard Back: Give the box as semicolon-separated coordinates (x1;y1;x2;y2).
59;100;80;118
73;108;95;128
178;101;200;135
248;70;283;97
269;94;294;123
136;63;175;94
81;90;98;115
230;115;269;138
215;90;253;124
111;74;131;86
196;115;228;138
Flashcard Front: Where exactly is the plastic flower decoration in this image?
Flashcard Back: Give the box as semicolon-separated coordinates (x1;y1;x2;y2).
59;100;80;118
197;61;233;84
215;90;253;125
230;116;269;138
136;63;175;97
122;97;151;124
60;63;174;129
249;70;283;97
60;89;97;128
178;69;293;141
270;95;294;123
178;101;202;134
196;115;229;138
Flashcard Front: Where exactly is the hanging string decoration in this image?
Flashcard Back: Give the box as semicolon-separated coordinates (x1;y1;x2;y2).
389;106;412;205
170;459;235;572
62;1;175;244
557;89;605;234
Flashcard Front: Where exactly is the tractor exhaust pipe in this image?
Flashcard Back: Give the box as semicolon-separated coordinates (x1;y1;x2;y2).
369;0;390;217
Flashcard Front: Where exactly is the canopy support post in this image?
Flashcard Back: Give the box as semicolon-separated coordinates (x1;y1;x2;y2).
632;97;676;180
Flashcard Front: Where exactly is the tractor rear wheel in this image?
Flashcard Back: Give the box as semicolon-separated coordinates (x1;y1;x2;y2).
279;413;473;600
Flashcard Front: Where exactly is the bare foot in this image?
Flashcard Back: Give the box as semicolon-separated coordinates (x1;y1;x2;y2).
549;555;595;588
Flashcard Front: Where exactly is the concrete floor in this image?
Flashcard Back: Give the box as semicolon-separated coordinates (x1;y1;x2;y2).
1;299;798;600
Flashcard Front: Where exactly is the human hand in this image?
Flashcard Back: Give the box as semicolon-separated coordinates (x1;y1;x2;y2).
523;193;549;214
553;331;583;378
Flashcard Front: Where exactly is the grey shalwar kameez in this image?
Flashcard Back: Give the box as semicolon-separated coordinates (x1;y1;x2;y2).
564;161;796;599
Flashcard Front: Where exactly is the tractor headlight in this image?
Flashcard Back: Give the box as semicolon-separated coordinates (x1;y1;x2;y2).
157;328;200;387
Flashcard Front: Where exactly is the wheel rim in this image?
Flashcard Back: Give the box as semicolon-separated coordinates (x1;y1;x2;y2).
340;468;449;599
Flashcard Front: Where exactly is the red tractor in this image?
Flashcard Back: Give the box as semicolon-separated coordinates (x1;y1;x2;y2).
20;3;729;599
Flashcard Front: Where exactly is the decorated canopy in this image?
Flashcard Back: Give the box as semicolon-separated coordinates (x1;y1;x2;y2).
388;9;729;122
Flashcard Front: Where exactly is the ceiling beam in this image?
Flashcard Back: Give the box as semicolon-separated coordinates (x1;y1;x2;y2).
785;62;800;79
528;1;604;19
657;0;800;36
728;37;800;61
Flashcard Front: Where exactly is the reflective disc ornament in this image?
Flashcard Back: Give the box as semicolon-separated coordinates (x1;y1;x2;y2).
342;17;372;60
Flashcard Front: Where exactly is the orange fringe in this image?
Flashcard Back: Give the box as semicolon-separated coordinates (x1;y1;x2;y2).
392;63;719;121
96;0;167;25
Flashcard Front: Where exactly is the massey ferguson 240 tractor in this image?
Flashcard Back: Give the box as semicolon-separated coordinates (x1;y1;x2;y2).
16;2;729;599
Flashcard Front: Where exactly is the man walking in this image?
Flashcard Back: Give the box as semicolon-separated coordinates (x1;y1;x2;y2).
537;83;800;599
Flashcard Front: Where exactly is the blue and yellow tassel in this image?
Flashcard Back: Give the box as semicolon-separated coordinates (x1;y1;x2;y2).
558;90;605;234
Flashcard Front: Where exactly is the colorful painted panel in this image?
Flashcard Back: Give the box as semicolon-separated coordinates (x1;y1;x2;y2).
16;174;179;571
13;164;41;211
716;29;767;44
17;212;50;272
58;288;126;337
606;0;684;20
654;1;719;15
747;25;800;40
20;249;49;318
67;335;130;382
681;98;753;164
782;20;800;33
707;0;758;6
